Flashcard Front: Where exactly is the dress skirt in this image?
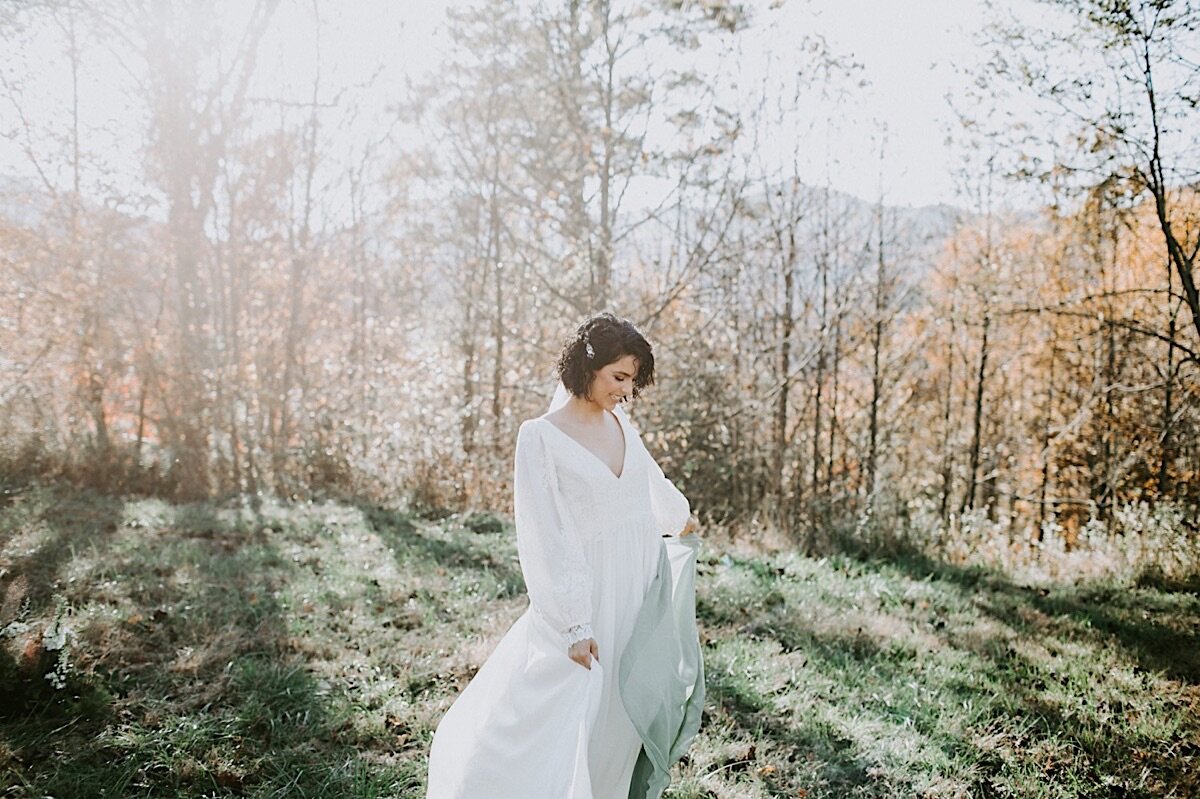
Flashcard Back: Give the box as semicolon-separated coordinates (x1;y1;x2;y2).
426;516;663;799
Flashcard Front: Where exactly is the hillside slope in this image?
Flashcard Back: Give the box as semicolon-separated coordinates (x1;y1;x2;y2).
0;486;1196;798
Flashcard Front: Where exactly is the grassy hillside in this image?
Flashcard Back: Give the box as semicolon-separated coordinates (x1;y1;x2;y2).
0;485;1197;798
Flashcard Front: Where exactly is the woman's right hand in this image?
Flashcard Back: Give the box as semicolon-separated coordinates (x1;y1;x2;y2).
568;637;600;670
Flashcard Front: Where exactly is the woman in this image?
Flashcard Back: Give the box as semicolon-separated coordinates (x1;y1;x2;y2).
426;312;704;799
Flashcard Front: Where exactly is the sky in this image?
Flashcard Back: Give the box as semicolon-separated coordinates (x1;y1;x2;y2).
343;0;1051;209
0;0;1041;212
389;0;1012;208
786;0;1003;206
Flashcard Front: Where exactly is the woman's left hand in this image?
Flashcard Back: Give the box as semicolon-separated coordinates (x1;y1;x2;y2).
681;514;699;537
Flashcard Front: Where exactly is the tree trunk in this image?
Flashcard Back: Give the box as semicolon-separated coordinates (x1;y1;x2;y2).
939;320;955;524
867;201;886;500
595;0;614;311
274;74;320;488
1139;39;1200;347
810;204;829;535
775;231;795;536
827;290;841;498
1037;327;1057;540
490;186;505;453
962;311;989;515
1158;268;1178;496
66;4;111;457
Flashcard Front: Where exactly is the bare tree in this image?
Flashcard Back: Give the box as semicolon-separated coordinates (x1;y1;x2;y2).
983;0;1200;349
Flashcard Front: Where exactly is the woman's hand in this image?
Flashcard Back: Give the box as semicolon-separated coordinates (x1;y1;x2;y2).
568;637;600;670
680;513;700;537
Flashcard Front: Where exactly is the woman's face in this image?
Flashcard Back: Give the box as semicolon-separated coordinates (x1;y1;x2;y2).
587;354;639;411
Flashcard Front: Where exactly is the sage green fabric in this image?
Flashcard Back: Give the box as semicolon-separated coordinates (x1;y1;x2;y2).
619;534;705;799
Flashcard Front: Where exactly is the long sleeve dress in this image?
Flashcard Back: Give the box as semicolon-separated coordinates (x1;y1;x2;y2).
425;403;703;799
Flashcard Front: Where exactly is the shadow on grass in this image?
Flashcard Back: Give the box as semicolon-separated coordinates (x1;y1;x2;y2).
704;602;1168;797
865;543;1200;686
701;637;888;798
702;540;1199;798
0;486;125;723
0;486;126;616
0;490;421;798
354;499;525;597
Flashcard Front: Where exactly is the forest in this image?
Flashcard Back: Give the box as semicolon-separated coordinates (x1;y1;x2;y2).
0;1;1198;797
2;0;1198;576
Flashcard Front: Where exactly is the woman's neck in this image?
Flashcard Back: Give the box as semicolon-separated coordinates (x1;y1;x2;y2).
564;394;609;423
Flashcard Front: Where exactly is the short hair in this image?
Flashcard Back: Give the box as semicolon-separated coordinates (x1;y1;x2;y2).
556;312;656;401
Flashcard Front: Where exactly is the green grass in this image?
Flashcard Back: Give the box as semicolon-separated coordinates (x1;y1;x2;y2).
0;484;1197;798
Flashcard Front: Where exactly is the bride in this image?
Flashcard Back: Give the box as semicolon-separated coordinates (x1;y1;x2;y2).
426;312;705;799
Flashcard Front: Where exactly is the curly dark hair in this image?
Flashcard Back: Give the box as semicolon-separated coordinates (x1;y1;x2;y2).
556;312;655;401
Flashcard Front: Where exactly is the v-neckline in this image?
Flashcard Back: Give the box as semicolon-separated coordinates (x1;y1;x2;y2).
538;409;629;481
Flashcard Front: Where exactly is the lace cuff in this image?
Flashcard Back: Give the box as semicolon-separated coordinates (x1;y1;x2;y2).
562;623;594;646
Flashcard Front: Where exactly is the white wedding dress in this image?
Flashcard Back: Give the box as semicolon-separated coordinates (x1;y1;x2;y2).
425;385;694;799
